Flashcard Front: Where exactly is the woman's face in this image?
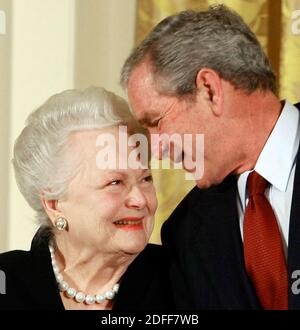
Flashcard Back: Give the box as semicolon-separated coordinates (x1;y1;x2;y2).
57;127;157;256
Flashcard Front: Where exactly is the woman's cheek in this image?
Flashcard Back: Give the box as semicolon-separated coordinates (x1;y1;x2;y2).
98;192;124;214
148;190;158;215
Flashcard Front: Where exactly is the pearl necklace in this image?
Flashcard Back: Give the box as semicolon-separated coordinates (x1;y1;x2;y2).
49;245;120;305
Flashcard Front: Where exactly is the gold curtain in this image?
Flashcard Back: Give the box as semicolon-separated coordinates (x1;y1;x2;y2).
135;0;300;244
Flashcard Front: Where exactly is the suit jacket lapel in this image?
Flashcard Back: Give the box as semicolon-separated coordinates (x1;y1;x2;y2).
191;175;260;309
288;102;300;309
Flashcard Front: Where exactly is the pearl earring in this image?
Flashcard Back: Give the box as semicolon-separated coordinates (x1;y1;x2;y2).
55;217;68;231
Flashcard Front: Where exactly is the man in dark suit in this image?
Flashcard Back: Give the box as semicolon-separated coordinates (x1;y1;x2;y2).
120;4;300;309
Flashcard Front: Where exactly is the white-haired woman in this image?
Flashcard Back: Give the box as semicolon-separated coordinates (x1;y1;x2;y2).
0;87;174;310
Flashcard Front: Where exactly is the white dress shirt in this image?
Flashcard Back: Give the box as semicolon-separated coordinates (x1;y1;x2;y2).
237;101;300;259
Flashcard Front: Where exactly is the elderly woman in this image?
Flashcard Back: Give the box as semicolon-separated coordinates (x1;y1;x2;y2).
0;87;173;310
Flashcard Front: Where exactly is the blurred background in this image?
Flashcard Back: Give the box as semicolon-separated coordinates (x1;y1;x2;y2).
0;0;300;252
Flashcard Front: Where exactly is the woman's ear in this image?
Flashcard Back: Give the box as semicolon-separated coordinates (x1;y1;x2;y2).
195;68;224;116
40;195;61;224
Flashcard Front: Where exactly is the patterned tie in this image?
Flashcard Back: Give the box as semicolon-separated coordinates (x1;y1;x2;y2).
243;171;288;310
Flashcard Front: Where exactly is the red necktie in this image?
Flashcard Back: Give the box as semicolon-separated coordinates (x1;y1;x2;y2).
243;171;288;309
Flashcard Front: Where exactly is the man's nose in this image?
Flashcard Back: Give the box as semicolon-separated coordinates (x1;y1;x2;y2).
149;131;169;160
150;140;163;160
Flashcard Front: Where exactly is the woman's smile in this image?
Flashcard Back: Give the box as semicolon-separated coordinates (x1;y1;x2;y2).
113;216;144;230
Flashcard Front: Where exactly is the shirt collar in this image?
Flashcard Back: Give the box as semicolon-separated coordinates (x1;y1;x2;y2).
255;100;300;192
237;101;300;208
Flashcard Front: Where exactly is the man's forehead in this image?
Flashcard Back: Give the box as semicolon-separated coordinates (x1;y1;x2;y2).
128;70;161;120
127;61;158;101
129;58;154;84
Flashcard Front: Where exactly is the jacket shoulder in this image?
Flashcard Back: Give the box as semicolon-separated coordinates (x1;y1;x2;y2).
136;243;166;264
161;175;237;243
169;185;202;214
0;250;31;274
114;243;175;310
161;186;202;235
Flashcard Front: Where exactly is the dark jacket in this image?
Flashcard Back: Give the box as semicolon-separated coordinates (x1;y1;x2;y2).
161;102;300;309
0;229;174;310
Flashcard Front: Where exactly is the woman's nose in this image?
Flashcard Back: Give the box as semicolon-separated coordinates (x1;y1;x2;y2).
125;186;147;209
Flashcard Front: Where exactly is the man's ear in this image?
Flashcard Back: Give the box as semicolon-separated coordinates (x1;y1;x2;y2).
195;68;224;116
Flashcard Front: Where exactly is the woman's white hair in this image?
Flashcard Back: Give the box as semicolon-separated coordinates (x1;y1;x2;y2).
12;86;143;228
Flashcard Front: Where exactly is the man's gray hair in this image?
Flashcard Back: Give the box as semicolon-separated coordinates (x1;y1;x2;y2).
121;4;276;95
13;86;141;228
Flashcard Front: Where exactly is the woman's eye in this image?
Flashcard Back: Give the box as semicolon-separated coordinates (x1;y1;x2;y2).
109;180;122;186
143;175;153;183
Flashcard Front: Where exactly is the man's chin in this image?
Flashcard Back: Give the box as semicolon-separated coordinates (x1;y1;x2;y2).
195;177;213;189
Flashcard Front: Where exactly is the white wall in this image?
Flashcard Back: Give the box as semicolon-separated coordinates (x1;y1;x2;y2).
7;0;76;251
74;0;136;97
0;0;136;252
0;0;11;252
